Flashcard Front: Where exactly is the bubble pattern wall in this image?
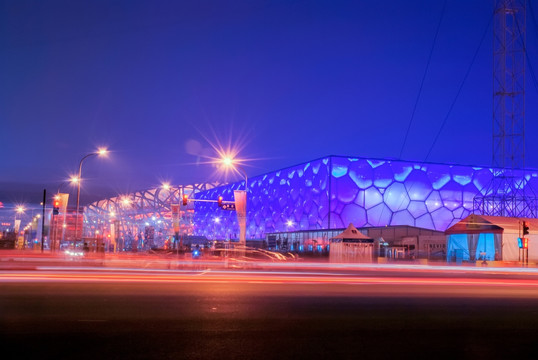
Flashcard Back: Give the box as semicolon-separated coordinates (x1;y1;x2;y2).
193;157;330;240
193;156;538;239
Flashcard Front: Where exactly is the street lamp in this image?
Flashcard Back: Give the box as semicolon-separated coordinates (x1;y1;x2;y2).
74;147;108;249
53;177;79;251
16;205;26;215
221;156;248;190
120;196;132;208
162;182;183;252
13;205;26;249
220;155;248;250
15;205;26;224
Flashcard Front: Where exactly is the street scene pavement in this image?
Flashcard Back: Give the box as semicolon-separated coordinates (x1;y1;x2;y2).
2;252;538;360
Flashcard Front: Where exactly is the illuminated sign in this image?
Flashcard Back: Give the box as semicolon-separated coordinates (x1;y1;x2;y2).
221;203;236;211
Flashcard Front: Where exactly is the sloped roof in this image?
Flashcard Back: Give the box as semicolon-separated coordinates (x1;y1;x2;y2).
332;223;372;239
445;214;538;234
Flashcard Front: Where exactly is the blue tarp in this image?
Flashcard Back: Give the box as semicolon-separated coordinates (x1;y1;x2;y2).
447;234;469;262
447;233;495;262
475;233;495;261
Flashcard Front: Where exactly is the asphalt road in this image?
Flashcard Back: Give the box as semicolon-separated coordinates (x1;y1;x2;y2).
2;266;538;360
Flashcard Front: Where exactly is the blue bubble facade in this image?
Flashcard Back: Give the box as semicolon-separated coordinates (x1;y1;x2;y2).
192;156;538;240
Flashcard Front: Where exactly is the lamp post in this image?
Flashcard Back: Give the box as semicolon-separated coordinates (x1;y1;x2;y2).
57;178;77;250
14;206;25;249
161;182;177;251
220;156;248;250
162;182;189;253
73;148;108;249
119;196;135;251
15;205;25;225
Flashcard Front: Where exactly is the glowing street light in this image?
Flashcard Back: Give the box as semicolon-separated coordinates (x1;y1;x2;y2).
74;147;109;249
219;153;248;249
121;196;132;207
222;156;233;167
14;205;26;247
220;154;248;190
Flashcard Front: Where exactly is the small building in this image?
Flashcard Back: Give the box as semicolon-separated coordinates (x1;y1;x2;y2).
264;224;446;260
445;214;538;262
364;225;446;260
330;223;374;263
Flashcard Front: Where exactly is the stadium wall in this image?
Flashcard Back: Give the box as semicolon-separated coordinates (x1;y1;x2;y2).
192;156;538;240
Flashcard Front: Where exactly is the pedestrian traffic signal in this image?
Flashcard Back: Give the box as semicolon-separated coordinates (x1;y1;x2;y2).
182;194;188;206
519;237;529;249
53;199;61;215
523;221;530;236
218;196;223;207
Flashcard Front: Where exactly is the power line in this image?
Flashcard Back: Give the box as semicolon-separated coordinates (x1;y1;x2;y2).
423;12;493;163
378;11;493;227
399;0;447;160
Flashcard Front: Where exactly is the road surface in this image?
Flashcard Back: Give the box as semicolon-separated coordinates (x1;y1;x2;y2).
1;262;538;359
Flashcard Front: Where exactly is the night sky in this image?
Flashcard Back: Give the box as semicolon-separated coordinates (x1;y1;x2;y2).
2;0;538;211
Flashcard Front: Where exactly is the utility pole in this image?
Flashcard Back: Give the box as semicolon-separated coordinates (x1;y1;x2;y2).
41;189;46;253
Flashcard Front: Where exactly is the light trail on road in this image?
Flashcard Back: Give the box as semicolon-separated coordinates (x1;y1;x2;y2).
2;268;538;293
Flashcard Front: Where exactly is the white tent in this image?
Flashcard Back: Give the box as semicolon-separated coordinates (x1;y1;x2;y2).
330;223;374;263
331;223;371;241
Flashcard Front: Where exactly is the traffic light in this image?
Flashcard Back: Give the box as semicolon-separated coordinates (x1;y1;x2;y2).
523;221;530;236
218;196;223;207
182;194;188;206
52;199;61;216
519;237;529;249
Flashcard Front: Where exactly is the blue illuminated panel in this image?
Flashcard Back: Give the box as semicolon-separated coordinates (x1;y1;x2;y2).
193;157;330;240
193;156;538;239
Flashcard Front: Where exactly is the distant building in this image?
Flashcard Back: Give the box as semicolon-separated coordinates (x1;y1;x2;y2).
193;155;538;241
87;155;538;255
265;224;445;261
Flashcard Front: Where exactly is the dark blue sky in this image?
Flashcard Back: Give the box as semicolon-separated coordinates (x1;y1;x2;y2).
1;0;538;208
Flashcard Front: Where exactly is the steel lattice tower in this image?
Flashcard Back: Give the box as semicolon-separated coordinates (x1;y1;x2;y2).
474;0;538;217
